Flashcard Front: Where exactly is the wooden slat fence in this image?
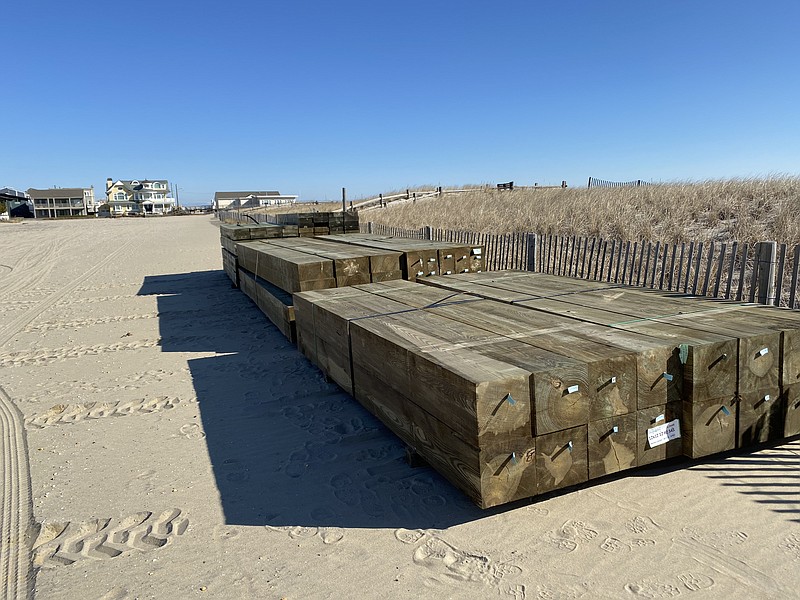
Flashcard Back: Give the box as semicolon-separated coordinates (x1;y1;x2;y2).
587;177;651;189
365;222;800;309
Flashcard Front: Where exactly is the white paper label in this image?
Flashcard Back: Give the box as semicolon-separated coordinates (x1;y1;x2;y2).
647;419;681;448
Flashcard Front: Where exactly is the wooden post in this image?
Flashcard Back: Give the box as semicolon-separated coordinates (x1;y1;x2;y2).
367;221;373;234
422;225;432;240
342;187;346;214
757;241;777;305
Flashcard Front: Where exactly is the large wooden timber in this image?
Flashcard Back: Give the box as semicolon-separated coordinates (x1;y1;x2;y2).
318;233;483;280
221;248;238;286
535;426;589;494
286;270;800;508
737;386;785;447
783;383;800;437
236;241;335;293
681;395;737;458
587;413;638;479
421;272;740;407
294;286;538;508
361;281;653;429
261;237;402;285
219;222;290;240
272;211;359;234
237;268;296;342
637;403;683;465
345;283;627;436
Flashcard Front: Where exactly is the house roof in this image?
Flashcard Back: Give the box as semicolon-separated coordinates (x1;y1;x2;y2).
214;191;282;201
27;188;87;199
108;180;169;193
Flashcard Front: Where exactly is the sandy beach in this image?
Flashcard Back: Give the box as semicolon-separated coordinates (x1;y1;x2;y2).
1;215;799;600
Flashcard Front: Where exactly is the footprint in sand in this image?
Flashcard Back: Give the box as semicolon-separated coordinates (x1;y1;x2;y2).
318;527;344;544
600;537;631;554
676;573;714;592
395;528;429;545
412;536;523;590
780;533;800;560
559;520;598;543
179;423;205;440
624;580;682;598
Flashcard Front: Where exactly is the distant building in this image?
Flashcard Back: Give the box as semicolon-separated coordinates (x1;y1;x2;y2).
106;178;176;215
0;187;35;219
214;191;298;211
27;187;96;218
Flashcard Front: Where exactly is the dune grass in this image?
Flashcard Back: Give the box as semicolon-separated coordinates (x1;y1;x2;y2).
361;176;800;244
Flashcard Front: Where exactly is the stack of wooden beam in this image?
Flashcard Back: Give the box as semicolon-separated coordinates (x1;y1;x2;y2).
220;229;485;343
219;222;299;286
293;273;800;509
318;233;484;280
271;212;360;236
421;272;800;455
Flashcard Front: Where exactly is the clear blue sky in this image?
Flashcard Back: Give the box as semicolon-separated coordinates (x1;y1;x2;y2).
3;1;799;204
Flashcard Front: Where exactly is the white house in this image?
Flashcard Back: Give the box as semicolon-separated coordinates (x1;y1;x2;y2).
106;179;176;215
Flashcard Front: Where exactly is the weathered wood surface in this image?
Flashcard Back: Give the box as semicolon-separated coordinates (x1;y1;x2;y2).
220;222;286;240
681;396;737;458
423;272;740;406
221;248;238;286
237;268;295;342
783;383;800;437
319;233;484;279
264;237;402;285
535;426;588;494
737;387;785;447
636;403;684;466
220;234;239;256
293;287;385;394
432;271;798;397
588;413;638;479
403;397;537;509
282;269;800;508
296;286;539;508
363;281;640;427
236;241;335;293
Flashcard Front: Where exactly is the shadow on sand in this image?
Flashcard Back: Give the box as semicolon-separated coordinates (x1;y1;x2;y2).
138;270;498;530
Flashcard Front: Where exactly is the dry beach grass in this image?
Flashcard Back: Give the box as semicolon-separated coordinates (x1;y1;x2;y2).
1;216;799;599
362;176;800;244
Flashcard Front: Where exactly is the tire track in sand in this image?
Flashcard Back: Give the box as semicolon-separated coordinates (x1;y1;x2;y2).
0;240;134;598
0;385;36;600
0;239;135;348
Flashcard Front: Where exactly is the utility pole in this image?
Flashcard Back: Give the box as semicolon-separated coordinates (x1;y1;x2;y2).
342;187;346;214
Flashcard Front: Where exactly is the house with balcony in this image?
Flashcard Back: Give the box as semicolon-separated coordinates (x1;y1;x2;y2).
27;187;96;218
106;179;176;215
214;191;298;211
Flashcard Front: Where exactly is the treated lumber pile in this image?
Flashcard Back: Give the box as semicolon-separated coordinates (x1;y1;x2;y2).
271;211;359;236
220;232;403;343
237;268;296;342
219;222;300;286
293;272;799;508
219;222;297;240
317;233;484;281
259;238;403;286
422;271;800;460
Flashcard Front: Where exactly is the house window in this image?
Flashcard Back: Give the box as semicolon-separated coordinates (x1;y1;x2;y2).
114;193;126;201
